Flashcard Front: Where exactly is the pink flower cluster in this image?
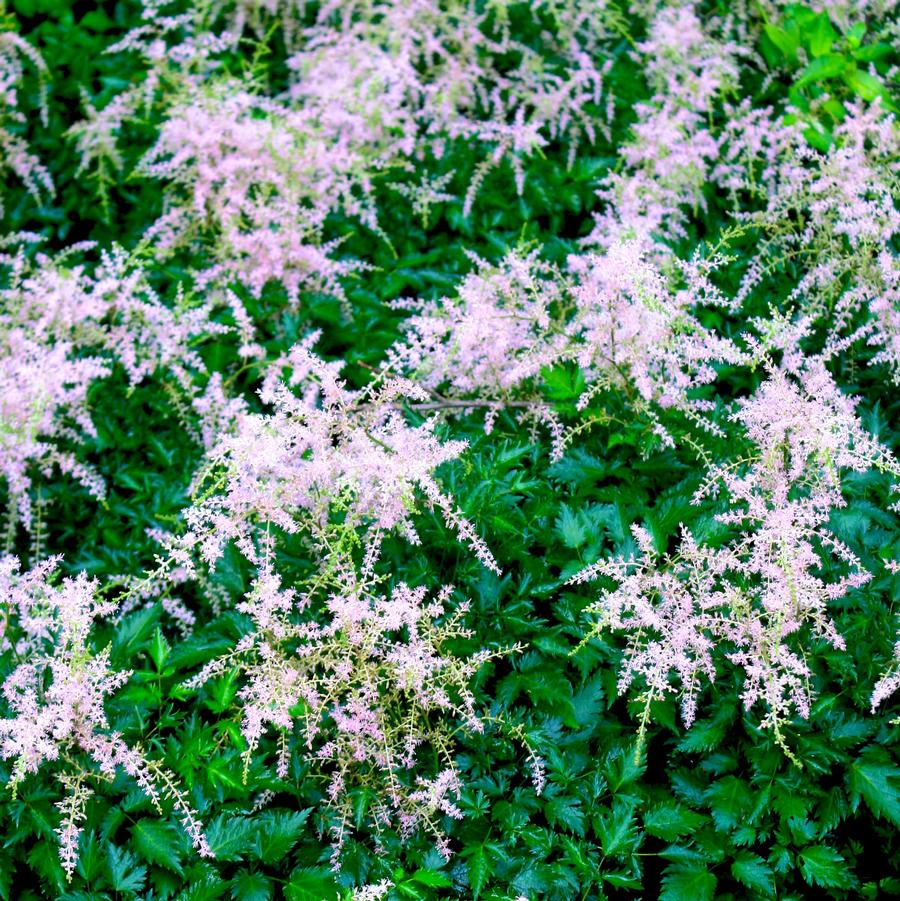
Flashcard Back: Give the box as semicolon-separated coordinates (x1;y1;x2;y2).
164;343;502;857
0;243;233;533
585;4;740;251
180;341;498;572
0;557;210;878
285;0;613;211
5;0;900;880
188;570;488;860
572;361;900;750
388;241;743;451
0;31;52;207
385;249;569;450
72;0;618;306
139;82;374;305
736;102;900;380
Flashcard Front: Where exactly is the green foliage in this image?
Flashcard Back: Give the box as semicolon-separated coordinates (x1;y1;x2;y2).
759;3;899;148
131;820;186;875
1;0;900;899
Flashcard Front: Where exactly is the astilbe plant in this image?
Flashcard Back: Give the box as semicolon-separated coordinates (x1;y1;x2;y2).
0;242;233;535
565;242;743;443
585;2;740;251
76;0;617;234
284;0;615;212
214;0;617;171
0;332;108;537
5;243;231;388
164;344;508;859
572;360;900;758
735;102;900;379
872;623;900;715
187;565;493;863
180;340;500;571
0;557;210;879
10;0;900;894
384;248;571;455
138;78;374;306
66;0;242;205
350;880;394;901
388;242;743;455
0;25;52;208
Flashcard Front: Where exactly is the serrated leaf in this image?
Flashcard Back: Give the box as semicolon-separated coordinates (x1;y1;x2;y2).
205;814;259;862
75;832;103;883
107;843;147;894
230;871;273;901
167;633;235;673
409;869;452;887
731;852;774;897
847;748;900;826
555;505;587;548
176;872;228;901
676;705;732;753
149;626;171;670
467;845;493;899
205;758;245;792
571;676;604;727
285;868;340;901
604;746;646;791
545;795;585;836
705;776;751;831
251;810;310;864
800;846;853;888
131;819;184;876
596;799;636;856
660;864;716;901
113;605;161;663
644;803;705;842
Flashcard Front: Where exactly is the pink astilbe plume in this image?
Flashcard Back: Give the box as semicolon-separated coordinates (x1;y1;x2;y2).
567;242;744;433
182;341;499;572
570;523;721;736
186;569;494;860
585;3;740;251
388;242;743;455
351;880;394;901
0;557;210;879
81;0;617;237
9;244;232;388
872;635;900;714
736;102;900;380
385;248;571;455
167;343;511;858
573;361;900;755
387;249;567;400
68;0;241;192
0;332;108;533
0;242;236;533
284;0;614;211
139;79;373;306
0;29;52;207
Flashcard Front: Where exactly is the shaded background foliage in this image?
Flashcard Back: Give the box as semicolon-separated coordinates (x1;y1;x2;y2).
3;1;900;899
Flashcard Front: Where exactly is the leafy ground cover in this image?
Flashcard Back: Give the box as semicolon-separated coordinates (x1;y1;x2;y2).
3;1;900;898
